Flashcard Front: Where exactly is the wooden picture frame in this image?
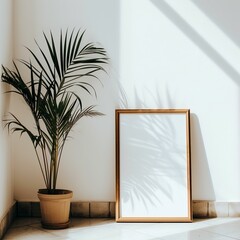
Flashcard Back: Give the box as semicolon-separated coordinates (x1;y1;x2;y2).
115;109;192;222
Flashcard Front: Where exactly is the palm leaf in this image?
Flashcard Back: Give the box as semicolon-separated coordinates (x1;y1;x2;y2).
1;29;108;191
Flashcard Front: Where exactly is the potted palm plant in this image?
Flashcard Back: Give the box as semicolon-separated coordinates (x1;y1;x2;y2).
1;29;108;229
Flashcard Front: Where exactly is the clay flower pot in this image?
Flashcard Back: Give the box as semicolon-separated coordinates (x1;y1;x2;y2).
38;189;73;229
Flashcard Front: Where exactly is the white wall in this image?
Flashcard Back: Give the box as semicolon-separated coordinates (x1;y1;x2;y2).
120;0;240;201
10;0;240;202
0;0;14;220
12;0;119;201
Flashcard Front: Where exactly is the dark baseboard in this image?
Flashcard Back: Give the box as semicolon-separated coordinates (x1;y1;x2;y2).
17;200;240;219
17;201;116;218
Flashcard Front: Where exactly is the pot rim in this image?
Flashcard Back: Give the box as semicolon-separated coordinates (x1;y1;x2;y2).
38;189;73;195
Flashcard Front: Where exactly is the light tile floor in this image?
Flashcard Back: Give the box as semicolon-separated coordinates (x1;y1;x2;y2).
3;217;240;240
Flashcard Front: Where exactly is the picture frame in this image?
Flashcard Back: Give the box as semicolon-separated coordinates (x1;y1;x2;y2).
115;109;192;222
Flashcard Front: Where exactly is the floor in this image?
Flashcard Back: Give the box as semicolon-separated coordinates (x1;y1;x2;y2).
3;217;240;240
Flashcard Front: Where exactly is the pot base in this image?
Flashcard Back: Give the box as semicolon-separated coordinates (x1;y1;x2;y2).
41;220;70;229
38;189;73;230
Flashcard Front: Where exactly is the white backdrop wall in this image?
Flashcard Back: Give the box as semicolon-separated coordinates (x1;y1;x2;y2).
10;0;240;202
12;0;119;201
0;0;14;220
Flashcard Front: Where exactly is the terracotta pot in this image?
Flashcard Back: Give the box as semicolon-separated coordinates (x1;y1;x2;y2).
38;189;73;229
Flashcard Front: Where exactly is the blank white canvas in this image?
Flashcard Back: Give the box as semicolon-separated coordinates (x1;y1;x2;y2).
119;113;188;218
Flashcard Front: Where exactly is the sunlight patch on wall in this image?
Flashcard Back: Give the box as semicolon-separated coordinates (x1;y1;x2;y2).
119;0;240;201
164;0;240;79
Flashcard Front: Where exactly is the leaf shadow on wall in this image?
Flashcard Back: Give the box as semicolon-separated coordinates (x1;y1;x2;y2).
136;86;215;201
118;83;215;216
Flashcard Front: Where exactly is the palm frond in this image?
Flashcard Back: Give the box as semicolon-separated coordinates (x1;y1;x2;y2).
1;29;108;190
